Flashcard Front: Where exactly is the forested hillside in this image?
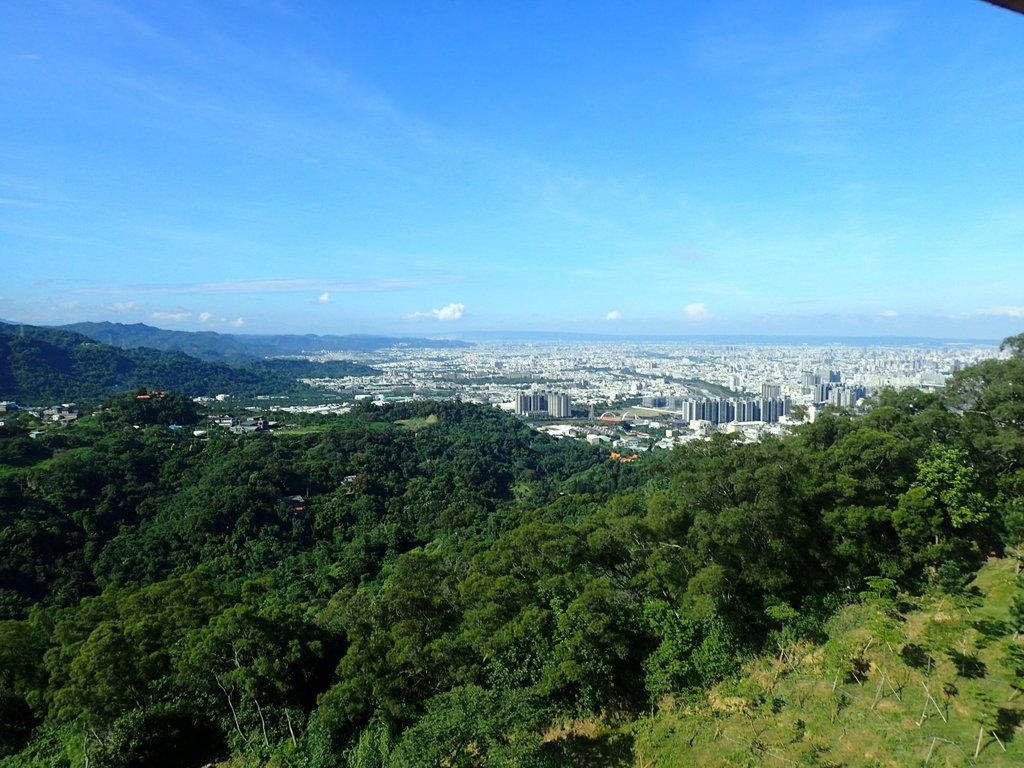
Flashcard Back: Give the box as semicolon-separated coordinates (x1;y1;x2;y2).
0;323;373;404
1;337;1023;767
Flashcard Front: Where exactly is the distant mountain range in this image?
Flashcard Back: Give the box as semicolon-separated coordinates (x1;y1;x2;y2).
60;321;472;362
0;322;376;405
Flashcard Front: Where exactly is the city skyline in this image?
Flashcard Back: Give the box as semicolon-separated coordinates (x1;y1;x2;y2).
2;1;1023;339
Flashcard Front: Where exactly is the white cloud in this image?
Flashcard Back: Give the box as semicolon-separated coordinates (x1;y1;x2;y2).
151;311;192;321
606;310;623;321
408;302;465;321
198;311;213;322
231;317;245;327
318;291;330;304
113;302;138;313
880;309;899;318
683;302;708;320
434;303;465;321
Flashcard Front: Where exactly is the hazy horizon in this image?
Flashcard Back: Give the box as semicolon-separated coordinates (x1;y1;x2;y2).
2;2;1023;339
1;318;1001;347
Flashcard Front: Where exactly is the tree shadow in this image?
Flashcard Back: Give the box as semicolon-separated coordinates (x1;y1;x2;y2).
901;643;930;670
896;599;917;614
542;730;635;767
972;618;1009;644
848;655;871;683
997;707;1024;743
947;650;987;679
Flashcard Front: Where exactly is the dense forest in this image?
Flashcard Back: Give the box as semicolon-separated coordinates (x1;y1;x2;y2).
0;323;375;404
1;336;1023;766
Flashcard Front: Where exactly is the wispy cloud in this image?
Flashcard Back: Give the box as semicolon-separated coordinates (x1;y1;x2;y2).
606;310;623;321
0;197;39;208
408;303;465;321
756;93;854;156
186;309;241;327
956;306;1024;319
151;311;192;321
317;291;330;304
691;5;900;159
693;5;898;77
880;309;899;318
670;246;709;263
71;3;460;178
74;275;462;296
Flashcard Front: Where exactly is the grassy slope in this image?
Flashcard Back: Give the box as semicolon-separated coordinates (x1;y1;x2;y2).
630;557;1024;767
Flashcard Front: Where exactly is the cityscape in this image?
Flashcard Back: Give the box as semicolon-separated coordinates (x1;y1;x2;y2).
262;338;1005;450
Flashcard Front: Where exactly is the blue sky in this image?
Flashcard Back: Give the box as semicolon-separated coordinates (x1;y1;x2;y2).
2;1;1023;339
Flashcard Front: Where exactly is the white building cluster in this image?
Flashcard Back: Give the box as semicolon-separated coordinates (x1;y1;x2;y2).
291;338;1002;447
302;339;997;411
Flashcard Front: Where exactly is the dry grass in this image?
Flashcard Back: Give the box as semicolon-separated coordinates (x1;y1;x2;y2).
631;557;1024;767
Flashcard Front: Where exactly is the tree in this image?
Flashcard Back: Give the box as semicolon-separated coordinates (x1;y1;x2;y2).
45;574;226;723
175;587;334;751
915;445;988;531
893;444;989;580
1000;331;1024;358
943;352;1024;487
101;389;202;427
387;686;552;768
0;619;46;756
539;577;646;712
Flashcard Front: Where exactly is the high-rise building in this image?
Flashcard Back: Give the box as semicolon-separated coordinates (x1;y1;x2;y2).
515;390;571;418
547;392;571;418
813;383;831;404
826;385;866;408
676;395;790;425
801;371;822;388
